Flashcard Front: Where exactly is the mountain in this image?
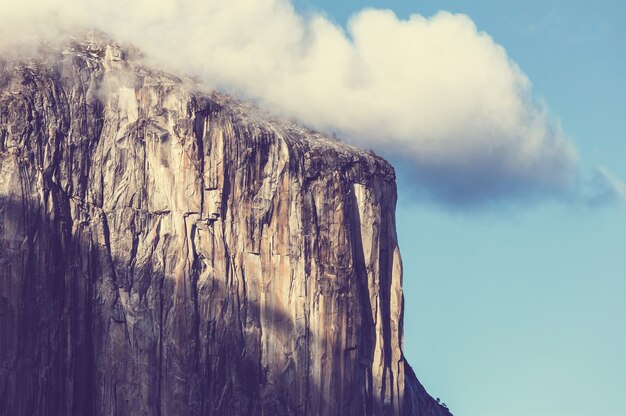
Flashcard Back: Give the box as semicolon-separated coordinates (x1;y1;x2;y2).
0;33;452;416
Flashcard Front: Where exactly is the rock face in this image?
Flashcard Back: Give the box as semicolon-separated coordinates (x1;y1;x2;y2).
0;35;452;416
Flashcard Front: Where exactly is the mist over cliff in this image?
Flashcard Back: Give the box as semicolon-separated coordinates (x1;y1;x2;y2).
0;34;453;415
0;0;589;207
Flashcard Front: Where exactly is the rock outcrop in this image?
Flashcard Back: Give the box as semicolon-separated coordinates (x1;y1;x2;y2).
0;34;452;416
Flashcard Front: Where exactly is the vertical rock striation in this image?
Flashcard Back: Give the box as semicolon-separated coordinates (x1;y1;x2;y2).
0;35;452;415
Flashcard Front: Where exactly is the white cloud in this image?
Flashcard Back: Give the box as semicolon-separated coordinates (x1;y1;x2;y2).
1;0;580;205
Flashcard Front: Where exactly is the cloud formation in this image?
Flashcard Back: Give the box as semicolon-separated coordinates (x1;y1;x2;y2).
1;0;583;206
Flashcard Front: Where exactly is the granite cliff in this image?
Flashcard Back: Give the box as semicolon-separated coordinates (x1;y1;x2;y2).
0;34;453;416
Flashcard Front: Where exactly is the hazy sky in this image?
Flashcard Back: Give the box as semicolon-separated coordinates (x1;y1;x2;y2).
2;1;625;415
290;1;625;415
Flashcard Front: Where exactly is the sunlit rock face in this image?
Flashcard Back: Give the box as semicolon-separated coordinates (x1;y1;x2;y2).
0;34;452;416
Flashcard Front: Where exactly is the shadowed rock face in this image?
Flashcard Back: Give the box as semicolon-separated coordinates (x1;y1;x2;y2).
0;34;453;416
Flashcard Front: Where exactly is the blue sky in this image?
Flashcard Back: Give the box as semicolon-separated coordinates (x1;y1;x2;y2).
295;1;626;415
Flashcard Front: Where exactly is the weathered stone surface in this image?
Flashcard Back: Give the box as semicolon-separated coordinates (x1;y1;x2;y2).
0;34;452;416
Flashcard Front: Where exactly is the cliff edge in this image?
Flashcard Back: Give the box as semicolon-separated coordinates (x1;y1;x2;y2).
0;34;453;416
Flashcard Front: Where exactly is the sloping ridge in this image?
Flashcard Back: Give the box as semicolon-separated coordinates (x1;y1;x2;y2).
0;34;453;416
